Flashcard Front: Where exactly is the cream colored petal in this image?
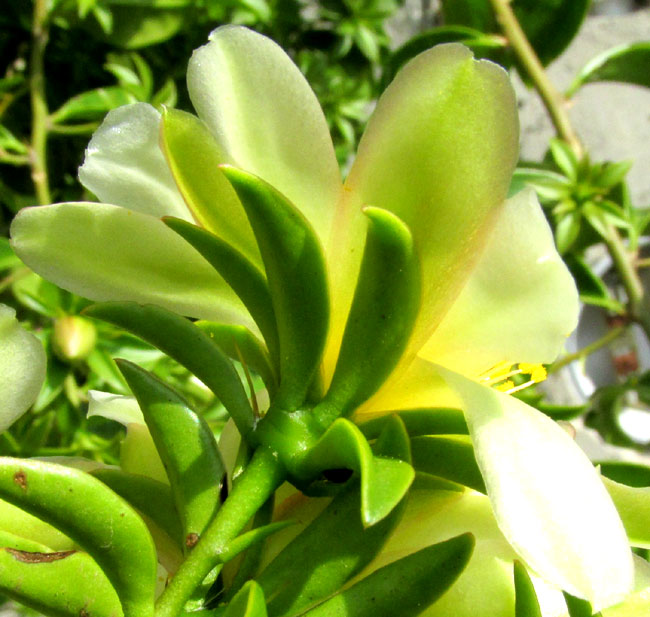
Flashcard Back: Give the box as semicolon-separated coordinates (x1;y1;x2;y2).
440;366;634;610
11;202;256;328
325;43;518;383
79;103;191;220
0;304;46;431
187;26;342;245
419;189;579;376
87;390;144;426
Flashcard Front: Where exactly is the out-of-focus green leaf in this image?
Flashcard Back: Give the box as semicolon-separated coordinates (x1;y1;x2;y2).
549;139;578;181
12;272;65;318
0;125;27;155
598;462;650;488
554;210;582;254
514;560;542;617
510;168;571;201
301;533;475;617
224;580;267;617
0;457;157;617
563;592;594;617
0;237;21;271
603;477;650;549
441;0;496;32
567;42;650;97
564;254;625;313
50;86;137;124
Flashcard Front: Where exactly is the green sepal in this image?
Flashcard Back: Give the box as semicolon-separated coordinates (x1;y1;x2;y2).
563;592;594;617
117;359;225;551
411;435;486;493
0;457;157;617
257;415;410;616
90;468;183;550
160;108;259;265
359;407;468;439
163;217;280;366
316;207;420;423
224;581;267;617
0;546;122;617
603;476;650;548
301;533;475;617
297;418;414;526
196;321;278;397
598;461;650;487
221;165;329;411
514;561;542;617
84;302;255;438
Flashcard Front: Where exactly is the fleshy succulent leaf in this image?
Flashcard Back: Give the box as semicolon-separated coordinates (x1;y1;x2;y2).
221;165;329;411
359;408;468;440
84;302;255;439
0;457;157;617
514;560;543;617
224;580;268;617
603;477;650;549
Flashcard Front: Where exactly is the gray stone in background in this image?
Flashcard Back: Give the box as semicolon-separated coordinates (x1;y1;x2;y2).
515;9;650;206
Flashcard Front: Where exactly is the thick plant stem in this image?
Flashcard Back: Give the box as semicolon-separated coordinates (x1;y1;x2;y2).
488;0;583;158
155;447;286;617
30;0;51;205
603;222;650;338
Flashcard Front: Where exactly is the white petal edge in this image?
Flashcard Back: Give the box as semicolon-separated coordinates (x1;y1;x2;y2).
187;26;342;246
87;390;144;426
419;189;579;376
79;103;191;220
439;365;634;610
0;304;46;431
10;202;257;329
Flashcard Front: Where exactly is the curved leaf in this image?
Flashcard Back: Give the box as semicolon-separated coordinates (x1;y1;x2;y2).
317;208;420;423
0;458;157;617
117;360;225;551
567;42;650;97
221;166;329;411
358;408;468;440
164;217;279;365
514;561;543;617
224;580;267;617
84;302;255;438
604;477;650;549
296;418;414;526
301;533;475;617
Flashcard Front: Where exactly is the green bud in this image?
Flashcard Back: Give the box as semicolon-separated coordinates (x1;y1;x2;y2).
52;315;97;362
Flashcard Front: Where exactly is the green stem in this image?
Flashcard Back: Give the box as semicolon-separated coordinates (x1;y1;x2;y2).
29;0;51;205
549;325;625;374
155;447;286;617
602;222;650;337
0;151;30;166
49;121;100;135
488;0;583;158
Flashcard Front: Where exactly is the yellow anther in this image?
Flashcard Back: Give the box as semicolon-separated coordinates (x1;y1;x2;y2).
495;380;515;392
518;363;547;383
481;362;547;394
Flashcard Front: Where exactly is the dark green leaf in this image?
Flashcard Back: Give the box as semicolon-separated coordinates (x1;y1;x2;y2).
163;217;279;366
0;457;157;617
316;208;420;423
117;360;225;551
0;237;21;271
598;462;650;488
411;435;485;493
514;561;542;617
359;408;468;440
84;302;255;439
221;166;329;411
567;42;650;97
563;592;594;617
302;533;474;617
563;254;625;314
442;0;497;32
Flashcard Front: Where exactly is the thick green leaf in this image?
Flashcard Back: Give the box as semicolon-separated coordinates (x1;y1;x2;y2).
258;416;410;616
302;533;474;617
160;109;260;265
603;477;650;548
0;458;157;617
50;86;137;124
563;592;594;617
564;254;625;314
84;302;255;438
197;322;277;395
117;360;225;551
599;462;650;488
296;418;414;526
164;217;279;366
0;546;122;617
221;166;329;411
411;435;486;493
359;407;468;440
224;581;267;617
514;561;542;617
316;208;420;423
91;468;183;549
567;42;650;97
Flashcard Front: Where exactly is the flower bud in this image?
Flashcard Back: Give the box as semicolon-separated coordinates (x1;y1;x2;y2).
52;315;97;362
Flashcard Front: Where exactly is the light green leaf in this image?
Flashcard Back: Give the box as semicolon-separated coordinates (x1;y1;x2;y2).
604;477;650;549
50;86;138;124
514;561;543;617
224;580;267;617
0;304;46;432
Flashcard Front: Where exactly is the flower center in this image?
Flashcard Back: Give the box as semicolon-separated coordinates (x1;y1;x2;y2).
479;361;547;394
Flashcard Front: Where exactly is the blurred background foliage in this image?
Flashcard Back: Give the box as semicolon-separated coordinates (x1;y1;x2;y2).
1;0;650;466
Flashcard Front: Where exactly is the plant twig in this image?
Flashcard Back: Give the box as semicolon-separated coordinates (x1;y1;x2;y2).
29;0;51;205
488;0;583;158
549;325;625;374
49;122;100;135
